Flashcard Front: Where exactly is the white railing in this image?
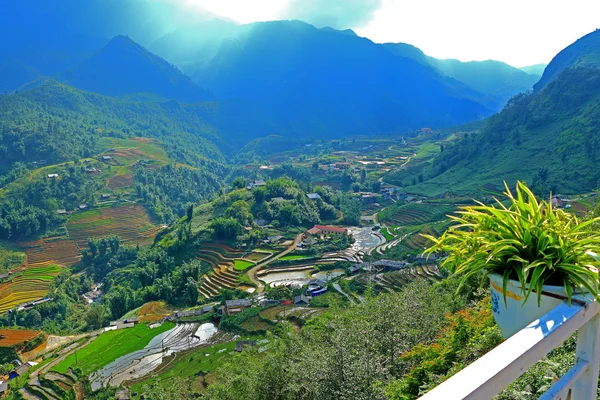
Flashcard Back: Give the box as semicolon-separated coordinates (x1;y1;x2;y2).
419;298;600;400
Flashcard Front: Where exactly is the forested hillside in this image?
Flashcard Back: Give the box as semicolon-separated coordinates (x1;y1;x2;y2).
401;66;600;195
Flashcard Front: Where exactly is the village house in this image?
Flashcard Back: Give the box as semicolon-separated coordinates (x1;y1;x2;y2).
47;174;59;179
361;193;379;204
372;260;409;271
306;193;321;200
56;209;68;215
101;194;111;200
247;179;266;190
294;294;310;307
85;167;98;173
225;299;252;315
307;278;327;293
78;204;88;210
271;197;285;203
264;235;284;245
306;225;348;237
551;196;564;208
335;162;351;169
101;155;112;161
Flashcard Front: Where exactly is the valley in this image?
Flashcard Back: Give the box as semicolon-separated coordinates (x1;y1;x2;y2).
0;3;598;399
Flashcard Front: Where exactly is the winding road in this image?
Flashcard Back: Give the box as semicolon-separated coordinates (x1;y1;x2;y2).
247;233;304;292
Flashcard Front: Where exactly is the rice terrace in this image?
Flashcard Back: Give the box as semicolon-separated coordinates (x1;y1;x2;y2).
67;204;162;247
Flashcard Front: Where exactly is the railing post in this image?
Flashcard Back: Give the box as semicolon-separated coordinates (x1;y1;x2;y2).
572;313;600;399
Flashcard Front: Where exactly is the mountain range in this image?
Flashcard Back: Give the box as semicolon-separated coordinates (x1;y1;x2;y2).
0;3;548;140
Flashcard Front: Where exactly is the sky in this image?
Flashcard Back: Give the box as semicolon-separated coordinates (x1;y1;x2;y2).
179;0;600;67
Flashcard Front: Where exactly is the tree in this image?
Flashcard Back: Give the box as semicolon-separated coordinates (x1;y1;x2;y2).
210;217;242;240
232;177;246;190
187;203;194;221
25;309;41;327
85;304;108;330
185;277;198;306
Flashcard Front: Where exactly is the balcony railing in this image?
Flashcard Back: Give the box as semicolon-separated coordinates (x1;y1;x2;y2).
418;298;600;400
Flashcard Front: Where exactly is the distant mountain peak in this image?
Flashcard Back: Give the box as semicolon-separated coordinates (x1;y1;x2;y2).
57;35;213;102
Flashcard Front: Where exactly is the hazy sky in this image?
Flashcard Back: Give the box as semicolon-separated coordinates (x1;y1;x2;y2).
180;0;600;67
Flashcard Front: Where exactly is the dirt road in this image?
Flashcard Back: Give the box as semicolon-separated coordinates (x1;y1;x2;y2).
247;233;304;292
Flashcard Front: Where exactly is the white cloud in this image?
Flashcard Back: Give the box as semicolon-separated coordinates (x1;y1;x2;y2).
356;0;600;66
280;0;382;29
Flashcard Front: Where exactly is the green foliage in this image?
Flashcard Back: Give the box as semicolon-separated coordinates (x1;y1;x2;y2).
219;307;263;333
136;164;222;224
210;217;242;240
413;66;600;195
206;279;475;400
425;182;600;306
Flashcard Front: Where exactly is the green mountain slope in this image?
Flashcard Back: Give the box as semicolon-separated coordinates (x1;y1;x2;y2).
57;35;213;102
405;66;600;195
0;80;226;176
535;29;600;90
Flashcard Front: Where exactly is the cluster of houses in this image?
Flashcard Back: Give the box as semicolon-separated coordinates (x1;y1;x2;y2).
10;297;52;313
82;284;103;305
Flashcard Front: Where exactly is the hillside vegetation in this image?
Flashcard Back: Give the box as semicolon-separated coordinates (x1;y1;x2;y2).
409;67;600;195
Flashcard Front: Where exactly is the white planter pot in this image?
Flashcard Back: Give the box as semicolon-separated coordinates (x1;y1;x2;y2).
489;273;575;338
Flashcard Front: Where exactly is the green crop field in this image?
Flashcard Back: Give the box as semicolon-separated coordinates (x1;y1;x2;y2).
51;322;175;375
233;259;254;271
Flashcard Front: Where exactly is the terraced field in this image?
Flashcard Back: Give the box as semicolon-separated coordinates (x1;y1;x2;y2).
359;265;444;292
68;205;161;247
196;244;254;298
18;236;81;267
380;203;456;226
0;264;62;313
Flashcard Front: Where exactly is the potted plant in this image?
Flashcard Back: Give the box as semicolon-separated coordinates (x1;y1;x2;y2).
423;181;600;338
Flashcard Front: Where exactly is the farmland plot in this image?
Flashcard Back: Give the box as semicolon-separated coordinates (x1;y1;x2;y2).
90;323;218;390
18;237;81;267
0;264;62;313
68;205;161;247
0;329;41;346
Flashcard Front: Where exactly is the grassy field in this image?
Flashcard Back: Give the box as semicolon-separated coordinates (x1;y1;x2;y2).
51;322;175;375
233;259;254;271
